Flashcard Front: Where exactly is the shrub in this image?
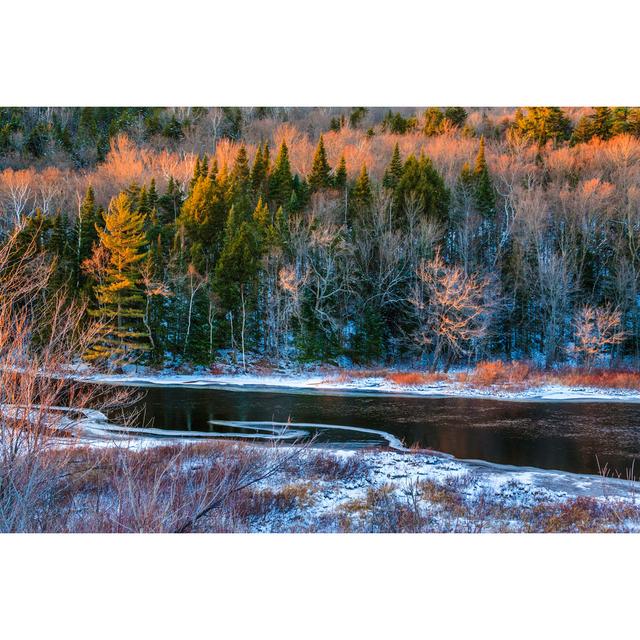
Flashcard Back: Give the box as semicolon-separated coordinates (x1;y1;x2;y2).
386;371;448;386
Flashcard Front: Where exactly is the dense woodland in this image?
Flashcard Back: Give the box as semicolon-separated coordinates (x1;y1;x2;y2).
2;106;640;370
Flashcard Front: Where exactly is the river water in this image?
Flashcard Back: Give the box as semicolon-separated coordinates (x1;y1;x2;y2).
122;384;640;477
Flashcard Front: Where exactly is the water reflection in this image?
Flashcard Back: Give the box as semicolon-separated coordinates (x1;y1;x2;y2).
125;386;640;477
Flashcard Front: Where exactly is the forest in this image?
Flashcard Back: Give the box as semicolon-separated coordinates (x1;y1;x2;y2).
2;106;640;372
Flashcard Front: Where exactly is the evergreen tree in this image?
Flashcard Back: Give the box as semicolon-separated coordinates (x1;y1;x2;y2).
423;108;444;136
351;165;372;214
85;193;149;364
395;154;450;226
443;107;467;128
591;107;613;140
333;154;347;190
571;115;594;145
49;213;74;293
214;214;261;365
178;171;226;270
382;143;403;190
308;135;332;192
473;137;495;217
514;107;572;146
77;186;102;285
269;141;294;208
349;107;368;128
159;177;184;224
227;146;251;215
250;143;270;199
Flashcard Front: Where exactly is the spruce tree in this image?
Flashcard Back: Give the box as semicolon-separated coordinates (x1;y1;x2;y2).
383;143;403;190
395;154;450;226
591;107;613;140
269;141;294;208
251;144;265;192
308;135;332;192
423;108;444;136
351;165;372;214
443;107;467;128
571;115;594;145
85;193;149;365
334;154;347;189
178;172;226;269
159;177;184;223
227;146;251;215
473;137;495;217
77;186;102;285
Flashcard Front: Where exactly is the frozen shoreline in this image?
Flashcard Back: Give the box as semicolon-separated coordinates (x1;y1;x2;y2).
65;410;640;507
85;370;640;403
37;403;640;520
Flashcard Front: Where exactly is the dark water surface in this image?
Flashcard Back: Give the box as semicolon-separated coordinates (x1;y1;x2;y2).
126;385;640;477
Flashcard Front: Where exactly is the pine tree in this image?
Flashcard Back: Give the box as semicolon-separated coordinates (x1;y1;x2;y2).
85;193;149;364
227;146;251;215
591;107;613;140
308;135;332;192
251;144;264;190
383;143;403;190
443;107;467;128
178;171;226;267
77;186;102;286
213;215;261;368
351;165;372;214
423;108;444;136
395;154;450;226
571;115;594;145
514;107;572;145
49;213;74;293
269;141;294;208
473;137;495;217
159;177;184;223
333;154;347;189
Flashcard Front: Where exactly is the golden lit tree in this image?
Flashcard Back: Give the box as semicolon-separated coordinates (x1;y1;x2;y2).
84;192;149;364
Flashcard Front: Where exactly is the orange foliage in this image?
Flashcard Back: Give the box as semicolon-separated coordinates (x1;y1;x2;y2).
386;371;448;386
459;360;533;387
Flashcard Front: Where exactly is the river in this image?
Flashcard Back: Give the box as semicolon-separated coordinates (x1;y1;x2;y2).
119;384;640;477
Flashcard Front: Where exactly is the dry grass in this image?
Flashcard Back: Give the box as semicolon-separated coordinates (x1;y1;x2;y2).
323;368;389;384
301;451;369;481
457;360;534;388
322;361;640;392
548;368;640;390
386;371;448;386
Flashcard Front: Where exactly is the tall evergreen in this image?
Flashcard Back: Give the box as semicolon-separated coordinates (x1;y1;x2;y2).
308;135;332;192
383;143;403;190
394;154;450;226
473;137;495;217
334;154;347;189
251;145;269;197
77;186;102;285
85;193;149;364
178;169;226;270
351;165;372;214
269;141;294;208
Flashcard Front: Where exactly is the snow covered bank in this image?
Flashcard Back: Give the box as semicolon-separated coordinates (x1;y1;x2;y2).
63;425;640;532
85;370;640;403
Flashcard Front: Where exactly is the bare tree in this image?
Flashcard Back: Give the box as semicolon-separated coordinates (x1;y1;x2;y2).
411;249;494;371
573;305;626;369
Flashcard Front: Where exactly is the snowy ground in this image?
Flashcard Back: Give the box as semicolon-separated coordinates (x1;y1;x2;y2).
52;405;640;532
218;446;640;532
86;369;640;403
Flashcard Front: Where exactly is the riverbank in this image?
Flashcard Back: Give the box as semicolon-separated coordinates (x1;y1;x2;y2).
57;434;640;532
13;404;640;532
85;367;640;403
